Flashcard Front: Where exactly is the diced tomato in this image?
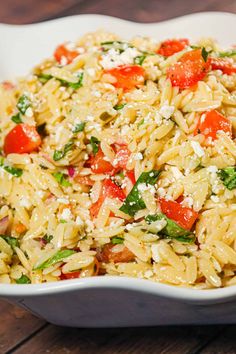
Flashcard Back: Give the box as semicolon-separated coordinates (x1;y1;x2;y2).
74;175;94;186
2;81;15;90
90;147;116;174
54;44;78;65
157;38;189;57
90;179;126;218
113;145;131;169
93;258;100;276
176;195;184;204
4;124;41;155
167;49;210;89
125;169;136;185
159;198;199;230
210;57;236;75
99;243;135;263
60;271;80;280
194;110;232;141
105;65;145;91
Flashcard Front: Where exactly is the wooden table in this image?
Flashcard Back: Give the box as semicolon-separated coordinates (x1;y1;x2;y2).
1;1;236;353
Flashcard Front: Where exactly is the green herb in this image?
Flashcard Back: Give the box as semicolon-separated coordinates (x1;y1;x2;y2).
17;95;31;115
34;249;76;270
114;103;126;110
0;157;4;166
53;172;72;187
145;213;195;243
101;41;132;53
190;45;200;50
16;274;31;284
111;236;124;244
42;234;53;244
60;219;67;223
218;167;236;190
90;136;100;155
134;55;146;65
0;235;19;249
4;166;23;177
219;50;236;58
37;73;53;83
73;122;86;133
119;170;160;216
59;72;83;90
11;113;23;124
201;47;209;62
138;118;144;127
53;141;74;161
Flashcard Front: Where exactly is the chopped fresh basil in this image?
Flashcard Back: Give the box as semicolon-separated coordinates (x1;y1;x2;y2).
138;118;144;127
4;166;23;177
72;122;86;133
145;213;195;243
134;55;146;65
114;103;126;110
90;136;100;155
101;41;132;53
42;234;53;244
53;141;74;161
59;72;83;90
0;157;4;166
11;113;23;124
190;45;200;50
53;172;72;187
34;249;76;270
218;167;236;190
0;235;19;249
16;274;31;284
201;47;209;62
218;50;236;58
60;219;67;224
119;170;160;216
111;236;124;244
37;73;53;83
17;95;31;115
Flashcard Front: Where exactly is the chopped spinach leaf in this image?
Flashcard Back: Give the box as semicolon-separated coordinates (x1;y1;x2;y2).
145;213;195;243
53;141;74;161
134;55;146;65
34;249;75;270
90;136;100;155
138;118;144;127
219;50;236;58
0;235;19;249
4;166;23;177
53;172;72;187
101;41;132;53
60;219;67;224
37;73;53;83
114;103;126;110
201;47;209;62
11;113;23;124
16;274;31;284
17;95;31;115
218;167;236;190
72;122;86;133
119;170;160;216
59;72;83;90
111;236;124;244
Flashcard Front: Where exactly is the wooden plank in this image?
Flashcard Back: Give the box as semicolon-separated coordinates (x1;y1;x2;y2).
57;0;236;23
198;326;236;354
0;0;84;24
12;324;224;354
0;300;46;353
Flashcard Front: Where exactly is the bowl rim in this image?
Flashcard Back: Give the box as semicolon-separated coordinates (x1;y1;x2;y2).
1;11;236;302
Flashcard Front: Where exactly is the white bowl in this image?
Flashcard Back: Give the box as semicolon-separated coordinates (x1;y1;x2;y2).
1;12;236;327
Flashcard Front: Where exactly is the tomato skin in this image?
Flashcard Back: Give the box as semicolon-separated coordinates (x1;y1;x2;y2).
74;175;94;186
113;145;131;169
90;147;116;174
54;44;78;64
157;38;189;57
210;57;236;75
195;110;232;141
159;198;199;230
167;49;210;89
90;179;125;218
105;65;145;91
60;271;80;280
125;169;136;185
99;243;135;263
4;124;41;155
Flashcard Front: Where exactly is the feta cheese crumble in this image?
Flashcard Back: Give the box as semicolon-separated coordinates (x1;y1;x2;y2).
100;47;140;70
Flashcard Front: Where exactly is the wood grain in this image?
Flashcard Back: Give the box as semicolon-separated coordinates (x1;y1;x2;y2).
0;300;46;353
199;326;236;354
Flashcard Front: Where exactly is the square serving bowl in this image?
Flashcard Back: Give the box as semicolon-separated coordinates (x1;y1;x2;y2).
0;12;236;327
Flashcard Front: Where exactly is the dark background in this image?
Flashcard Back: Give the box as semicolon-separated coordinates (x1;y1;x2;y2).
1;1;236;353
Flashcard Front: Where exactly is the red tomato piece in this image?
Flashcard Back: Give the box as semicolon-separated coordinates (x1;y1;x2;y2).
113;145;131;169
54;44;78;64
210;57;236;75
195;110;232;141
167;49;210;89
4;124;41;155
90;179;125;218
60;271;80;280
74;175;94;186
99;243;135;263
105;65;145;91
90;147;116;174
125;169;136;185
157;38;189;57
159;198;199;230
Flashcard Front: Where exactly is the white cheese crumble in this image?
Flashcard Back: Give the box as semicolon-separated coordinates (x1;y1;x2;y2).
87;68;96;76
157;187;166;198
159;104;175;119
60;208;72;221
170;166;183;180
75;215;84;225
210;195;220;203
25;107;33;118
100;47;140;70
137;183;156;195
134;152;143;160
19;197;31;208
190;141;205;157
207;166;218;173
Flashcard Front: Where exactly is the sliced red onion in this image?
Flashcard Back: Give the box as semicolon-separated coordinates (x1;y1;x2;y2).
67;166;75;178
0;216;9;235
